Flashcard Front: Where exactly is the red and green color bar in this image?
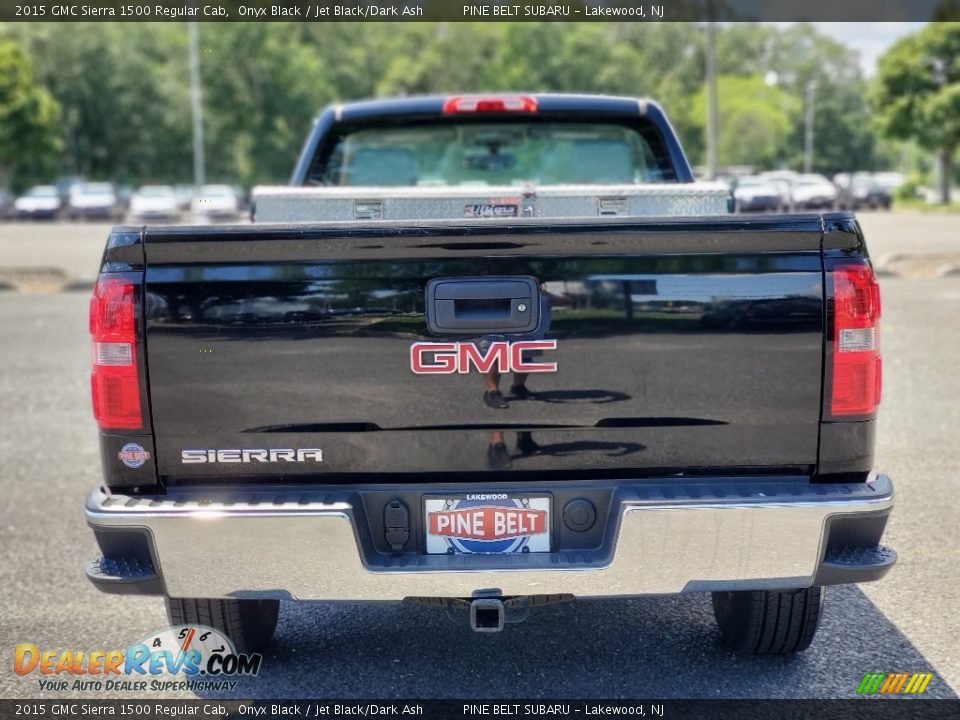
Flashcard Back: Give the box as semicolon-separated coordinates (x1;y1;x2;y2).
857;672;934;694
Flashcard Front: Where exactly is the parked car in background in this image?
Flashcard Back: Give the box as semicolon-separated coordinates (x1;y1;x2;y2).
116;185;133;214
14;185;62;220
790;174;838;210
68;182;121;220
0;189;15;219
836;173;892;211
731;176;782;212
759;170;799;211
174;185;194;211
55;176;85;205
854;178;892;210
129;185;180;222
233;185;248;210
191;184;240;220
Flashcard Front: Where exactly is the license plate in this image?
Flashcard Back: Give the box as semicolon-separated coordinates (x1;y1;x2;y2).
424;495;550;554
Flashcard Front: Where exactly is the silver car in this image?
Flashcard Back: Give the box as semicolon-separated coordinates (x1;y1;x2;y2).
14;185;63;220
732;176;783;213
68;182;120;220
129;185;180;222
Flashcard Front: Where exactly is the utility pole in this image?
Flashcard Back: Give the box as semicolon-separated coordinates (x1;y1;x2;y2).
804;81;817;174
705;20;718;180
188;21;206;189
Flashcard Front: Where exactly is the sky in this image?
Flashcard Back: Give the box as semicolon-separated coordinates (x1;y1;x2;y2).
777;22;926;75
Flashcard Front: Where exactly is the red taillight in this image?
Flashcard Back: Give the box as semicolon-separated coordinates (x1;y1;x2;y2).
442;95;538;114
831;263;882;417
90;278;142;430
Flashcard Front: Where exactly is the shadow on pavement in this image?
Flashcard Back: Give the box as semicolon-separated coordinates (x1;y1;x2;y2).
200;585;956;699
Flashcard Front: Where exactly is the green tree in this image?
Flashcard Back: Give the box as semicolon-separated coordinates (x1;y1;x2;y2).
199;23;337;185
0;21;889;188
766;25;878;175
0;40;61;190
873;23;960;202
689;75;797;169
709;23;878;175
7;23;192;183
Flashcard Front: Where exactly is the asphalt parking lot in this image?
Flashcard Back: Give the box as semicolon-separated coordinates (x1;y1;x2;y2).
0;214;958;700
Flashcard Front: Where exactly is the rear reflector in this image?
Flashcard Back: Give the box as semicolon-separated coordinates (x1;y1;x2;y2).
90;278;142;429
443;95;538;114
831;263;881;417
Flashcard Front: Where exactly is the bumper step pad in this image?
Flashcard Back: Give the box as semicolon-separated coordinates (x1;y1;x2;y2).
816;544;898;585
85;555;164;595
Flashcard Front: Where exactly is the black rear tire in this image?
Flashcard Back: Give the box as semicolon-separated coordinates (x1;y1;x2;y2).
165;598;279;653
711;587;824;655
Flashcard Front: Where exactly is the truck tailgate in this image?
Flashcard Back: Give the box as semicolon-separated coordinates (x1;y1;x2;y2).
142;216;825;483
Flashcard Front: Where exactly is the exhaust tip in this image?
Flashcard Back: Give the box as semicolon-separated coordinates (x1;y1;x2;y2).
470;598;505;633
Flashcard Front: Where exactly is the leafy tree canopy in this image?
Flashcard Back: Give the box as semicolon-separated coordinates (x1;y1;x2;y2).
0;40;61;188
691;75;797;169
873;22;960;153
0;21;907;186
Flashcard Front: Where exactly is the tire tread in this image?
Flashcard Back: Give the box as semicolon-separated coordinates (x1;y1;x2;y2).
165;597;279;654
712;587;824;655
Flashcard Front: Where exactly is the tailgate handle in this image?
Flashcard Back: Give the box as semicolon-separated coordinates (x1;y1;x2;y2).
426;277;540;335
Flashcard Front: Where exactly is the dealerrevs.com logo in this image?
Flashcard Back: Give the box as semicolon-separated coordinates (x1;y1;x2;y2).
14;626;261;693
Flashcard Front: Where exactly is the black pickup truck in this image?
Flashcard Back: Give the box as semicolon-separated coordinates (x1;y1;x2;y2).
84;94;894;656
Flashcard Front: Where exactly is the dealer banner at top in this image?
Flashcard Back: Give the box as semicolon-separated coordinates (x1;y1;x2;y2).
4;0;958;22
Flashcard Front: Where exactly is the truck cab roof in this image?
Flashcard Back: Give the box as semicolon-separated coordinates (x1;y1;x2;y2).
331;93;657;120
292;93;694;186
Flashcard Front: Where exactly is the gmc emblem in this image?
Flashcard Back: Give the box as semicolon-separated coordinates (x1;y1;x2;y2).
411;340;558;374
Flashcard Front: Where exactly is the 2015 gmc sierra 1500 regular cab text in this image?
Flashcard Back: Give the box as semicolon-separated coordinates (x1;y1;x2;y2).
83;94;895;655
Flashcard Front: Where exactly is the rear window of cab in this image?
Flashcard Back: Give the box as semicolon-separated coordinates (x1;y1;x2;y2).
310;120;678;187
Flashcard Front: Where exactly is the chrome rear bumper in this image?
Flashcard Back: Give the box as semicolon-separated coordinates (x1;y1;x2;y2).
85;475;895;600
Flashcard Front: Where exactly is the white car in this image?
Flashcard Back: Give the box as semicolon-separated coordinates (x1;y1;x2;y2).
191;184;240;220
732;176;783;212
129;185;180;222
791;174;838;210
68;183;120;220
14;186;62;220
759;171;800;210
